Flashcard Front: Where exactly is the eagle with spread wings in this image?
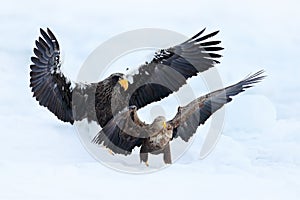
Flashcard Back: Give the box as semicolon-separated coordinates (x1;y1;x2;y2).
92;71;265;165
30;28;223;127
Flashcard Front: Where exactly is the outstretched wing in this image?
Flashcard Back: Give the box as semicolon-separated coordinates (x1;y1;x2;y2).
126;28;223;109
92;106;146;155
169;70;266;142
30;28;74;123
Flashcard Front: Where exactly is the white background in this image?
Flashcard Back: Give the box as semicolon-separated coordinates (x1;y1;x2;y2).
0;0;299;199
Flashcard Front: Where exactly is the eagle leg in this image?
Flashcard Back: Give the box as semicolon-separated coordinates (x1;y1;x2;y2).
140;152;149;166
140;145;149;166
163;143;172;164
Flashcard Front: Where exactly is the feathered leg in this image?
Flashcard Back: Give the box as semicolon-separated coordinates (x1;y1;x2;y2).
140;145;149;166
163;143;172;164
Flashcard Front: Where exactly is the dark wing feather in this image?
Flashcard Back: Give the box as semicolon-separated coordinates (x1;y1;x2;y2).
91;106;145;155
30;28;74;123
169;70;266;142
127;28;223;109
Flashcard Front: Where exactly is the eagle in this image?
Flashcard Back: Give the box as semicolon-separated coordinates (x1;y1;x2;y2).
92;70;266;166
30;28;223;128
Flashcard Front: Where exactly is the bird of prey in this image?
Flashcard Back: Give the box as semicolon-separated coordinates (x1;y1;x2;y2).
92;70;266;166
30;28;223;128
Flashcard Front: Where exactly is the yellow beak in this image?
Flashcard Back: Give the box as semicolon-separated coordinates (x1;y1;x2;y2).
162;121;167;129
118;79;128;91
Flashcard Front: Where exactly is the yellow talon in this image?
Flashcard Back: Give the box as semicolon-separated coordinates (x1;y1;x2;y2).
107;149;115;155
145;161;149;167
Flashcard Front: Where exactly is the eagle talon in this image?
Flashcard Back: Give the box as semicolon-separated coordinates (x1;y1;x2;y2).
107;149;115;156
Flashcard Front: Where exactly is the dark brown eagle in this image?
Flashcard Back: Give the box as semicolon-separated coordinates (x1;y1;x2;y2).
30;28;223;128
92;70;265;166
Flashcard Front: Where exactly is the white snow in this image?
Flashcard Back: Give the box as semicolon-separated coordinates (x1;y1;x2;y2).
0;0;300;199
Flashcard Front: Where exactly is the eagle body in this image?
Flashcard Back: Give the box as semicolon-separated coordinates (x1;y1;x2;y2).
147;128;173;150
141;116;172;153
94;73;127;127
140;126;173;165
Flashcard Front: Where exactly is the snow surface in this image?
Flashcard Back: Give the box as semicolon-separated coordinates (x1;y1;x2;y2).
1;0;300;199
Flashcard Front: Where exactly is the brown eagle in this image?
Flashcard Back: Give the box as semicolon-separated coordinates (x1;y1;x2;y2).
92;70;265;166
30;28;223;128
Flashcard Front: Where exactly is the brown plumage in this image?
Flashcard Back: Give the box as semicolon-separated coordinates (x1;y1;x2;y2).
92;70;266;165
30;28;223;130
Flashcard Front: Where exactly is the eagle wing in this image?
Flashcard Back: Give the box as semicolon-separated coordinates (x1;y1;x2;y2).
30;28;74;123
169;70;266;142
30;28;101;124
126;28;223;109
91;106;146;155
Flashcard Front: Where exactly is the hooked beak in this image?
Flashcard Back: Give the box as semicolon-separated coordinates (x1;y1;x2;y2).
118;79;128;91
162;121;167;129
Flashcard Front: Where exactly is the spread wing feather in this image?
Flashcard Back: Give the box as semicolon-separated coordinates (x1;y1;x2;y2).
170;70;266;142
127;28;223;109
30;28;74;124
91;107;145;155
